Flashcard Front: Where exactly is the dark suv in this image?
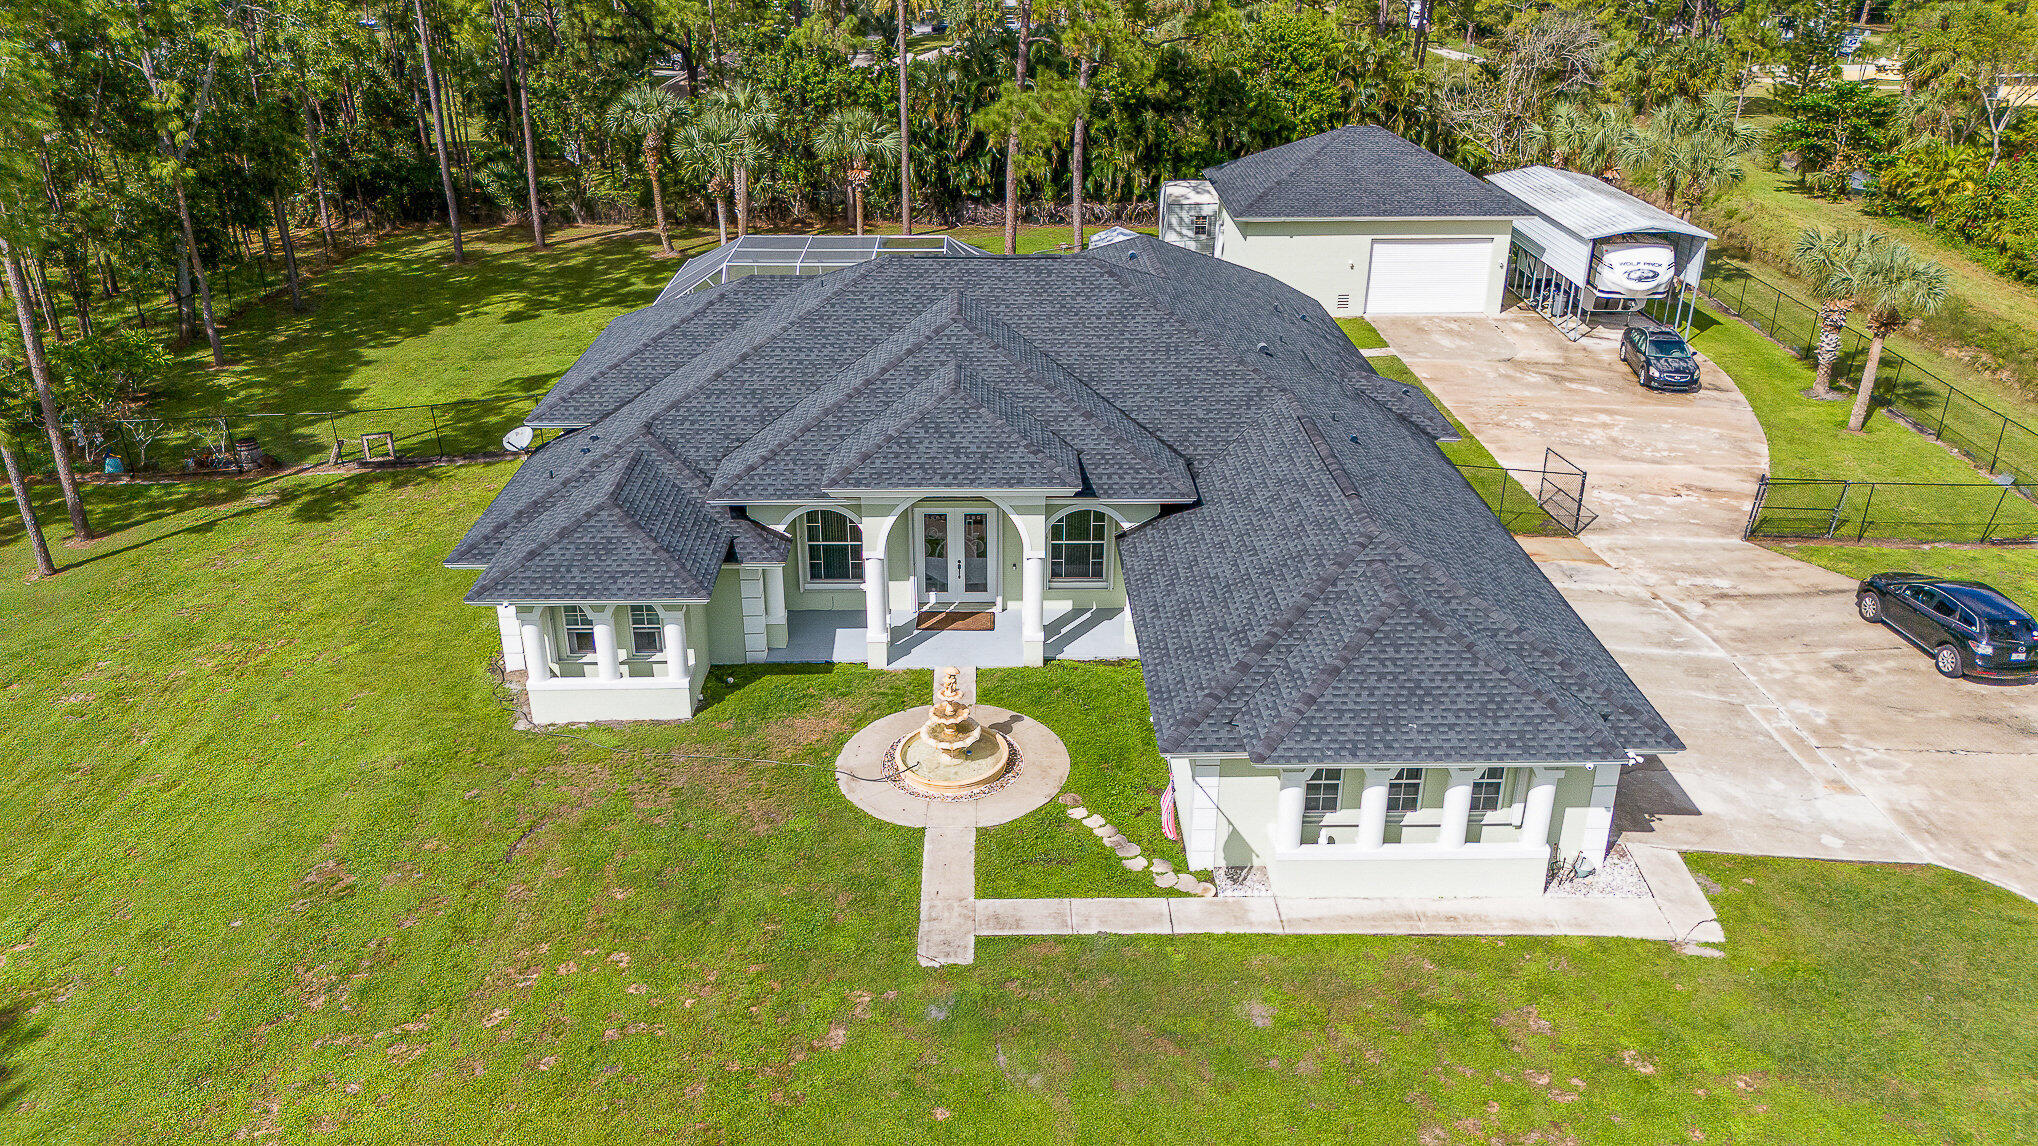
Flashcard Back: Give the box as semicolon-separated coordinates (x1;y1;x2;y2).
1619;327;1701;393
1856;573;2038;680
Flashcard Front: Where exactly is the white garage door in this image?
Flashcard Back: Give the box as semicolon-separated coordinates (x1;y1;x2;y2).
1364;237;1494;315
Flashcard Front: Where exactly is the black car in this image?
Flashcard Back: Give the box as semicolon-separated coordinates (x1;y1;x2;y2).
1856;573;2038;680
1619;327;1702;393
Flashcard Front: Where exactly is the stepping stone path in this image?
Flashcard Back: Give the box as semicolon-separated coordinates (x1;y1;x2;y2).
1056;790;1214;894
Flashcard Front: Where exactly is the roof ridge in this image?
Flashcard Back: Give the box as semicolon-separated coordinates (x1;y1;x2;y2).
1405;598;1628;758
1236;130;1342;216
706;291;965;498
950;295;1194;491
1154;544;1367;754
819;357;1082;490
1361;523;1660;731
1246;565;1405;762
467;448;649;600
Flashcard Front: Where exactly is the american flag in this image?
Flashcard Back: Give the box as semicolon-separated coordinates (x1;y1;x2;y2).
1160;778;1178;841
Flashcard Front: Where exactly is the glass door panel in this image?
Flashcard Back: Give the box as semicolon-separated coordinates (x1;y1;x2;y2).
922;512;949;595
962;512;990;595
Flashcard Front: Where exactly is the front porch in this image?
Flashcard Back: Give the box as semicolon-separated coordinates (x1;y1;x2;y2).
763;607;1138;668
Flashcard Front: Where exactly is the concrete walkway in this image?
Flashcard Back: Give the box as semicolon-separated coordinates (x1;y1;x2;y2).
1373;310;2038;902
919;835;1721;963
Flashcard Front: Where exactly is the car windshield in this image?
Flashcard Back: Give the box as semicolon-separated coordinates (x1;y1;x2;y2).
1984;617;2037;643
1647;335;1689;354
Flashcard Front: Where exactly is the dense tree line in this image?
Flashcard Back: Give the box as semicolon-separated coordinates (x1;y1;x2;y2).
0;0;2028;572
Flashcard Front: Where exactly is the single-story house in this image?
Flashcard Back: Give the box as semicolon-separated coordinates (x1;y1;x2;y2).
1484;166;1714;336
447;235;1681;897
1159;126;1534;317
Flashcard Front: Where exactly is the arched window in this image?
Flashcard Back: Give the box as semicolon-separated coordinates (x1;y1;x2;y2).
561;605;596;655
802;510;864;584
1049;509;1112;584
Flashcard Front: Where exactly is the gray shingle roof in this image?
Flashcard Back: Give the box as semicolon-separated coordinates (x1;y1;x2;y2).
1204;126;1534;221
452;236;1677;763
1119;380;1680;764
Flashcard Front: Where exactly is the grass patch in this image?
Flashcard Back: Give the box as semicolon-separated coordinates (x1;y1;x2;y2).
1364;352;1571;536
1336;315;1389;350
975;661;1185;899
5;474;2038;1139
1706;168;2038;412
1689;298;2038;546
150;222;1137;427
1768;543;2038;613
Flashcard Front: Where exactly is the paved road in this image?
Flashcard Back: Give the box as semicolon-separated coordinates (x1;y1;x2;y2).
1374;311;2038;903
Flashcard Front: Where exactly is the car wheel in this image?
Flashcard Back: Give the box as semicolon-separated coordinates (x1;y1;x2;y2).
1857;591;1882;622
1934;644;1965;679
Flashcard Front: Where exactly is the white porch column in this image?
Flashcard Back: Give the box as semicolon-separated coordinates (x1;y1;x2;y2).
590;606;621;681
1273;769;1307;852
1357;768;1390;850
661;608;689;683
518;608;551;684
762;564;788;650
1439;767;1477;850
1520;767;1563;851
862;552;889;667
1021;552;1047;667
1578;762;1621;861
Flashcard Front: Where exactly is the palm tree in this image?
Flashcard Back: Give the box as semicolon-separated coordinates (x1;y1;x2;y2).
1839;232;1949;432
605;87;687;255
814;108;900;236
673;112;737;245
1618;95;1758;219
702;83;777;239
1790;226;1868;400
1547;102;1631;178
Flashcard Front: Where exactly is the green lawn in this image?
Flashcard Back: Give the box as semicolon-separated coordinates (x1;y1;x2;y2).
1683;301;2038;543
1705;167;2038;415
154;222;1136;424
4;473;2038;1140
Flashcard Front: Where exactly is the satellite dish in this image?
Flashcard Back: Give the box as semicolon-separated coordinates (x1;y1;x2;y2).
502;425;536;453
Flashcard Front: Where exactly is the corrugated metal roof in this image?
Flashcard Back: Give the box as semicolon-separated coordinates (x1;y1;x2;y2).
1485;167;1715;242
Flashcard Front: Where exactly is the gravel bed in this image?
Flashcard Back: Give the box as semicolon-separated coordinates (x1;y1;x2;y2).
1212;866;1271;897
1546;841;1651;899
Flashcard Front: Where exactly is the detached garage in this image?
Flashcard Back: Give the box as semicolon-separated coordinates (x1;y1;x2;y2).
1160;126;1533;317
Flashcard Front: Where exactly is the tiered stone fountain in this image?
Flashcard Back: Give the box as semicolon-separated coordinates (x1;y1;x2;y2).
889;668;1014;795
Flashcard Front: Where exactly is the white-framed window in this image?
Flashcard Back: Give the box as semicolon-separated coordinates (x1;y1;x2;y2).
803;510;864;584
562;605;597;656
629;605;664;655
1191;214;1209;238
1049;509;1111;584
1470;767;1506;813
1387;767;1423;814
1304;768;1341;814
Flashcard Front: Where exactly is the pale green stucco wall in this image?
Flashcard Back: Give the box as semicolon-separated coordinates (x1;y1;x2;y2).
1179;756;1609;898
1215;209;1515;317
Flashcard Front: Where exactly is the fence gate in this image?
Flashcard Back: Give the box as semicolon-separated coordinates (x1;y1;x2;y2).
1535;449;1598;535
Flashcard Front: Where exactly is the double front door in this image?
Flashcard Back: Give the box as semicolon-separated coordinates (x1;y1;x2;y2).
918;509;996;606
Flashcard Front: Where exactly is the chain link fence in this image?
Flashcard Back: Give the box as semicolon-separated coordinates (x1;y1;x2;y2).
63;394;546;476
1745;476;2038;545
1697;259;2038;489
1454;449;1597;536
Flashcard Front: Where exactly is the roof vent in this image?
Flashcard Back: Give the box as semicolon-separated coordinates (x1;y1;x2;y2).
1257;342;1271;355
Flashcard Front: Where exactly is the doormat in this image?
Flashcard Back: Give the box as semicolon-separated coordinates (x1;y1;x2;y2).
917;609;994;632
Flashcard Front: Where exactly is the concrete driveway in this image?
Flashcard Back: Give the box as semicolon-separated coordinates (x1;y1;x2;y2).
1374;310;2038;902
